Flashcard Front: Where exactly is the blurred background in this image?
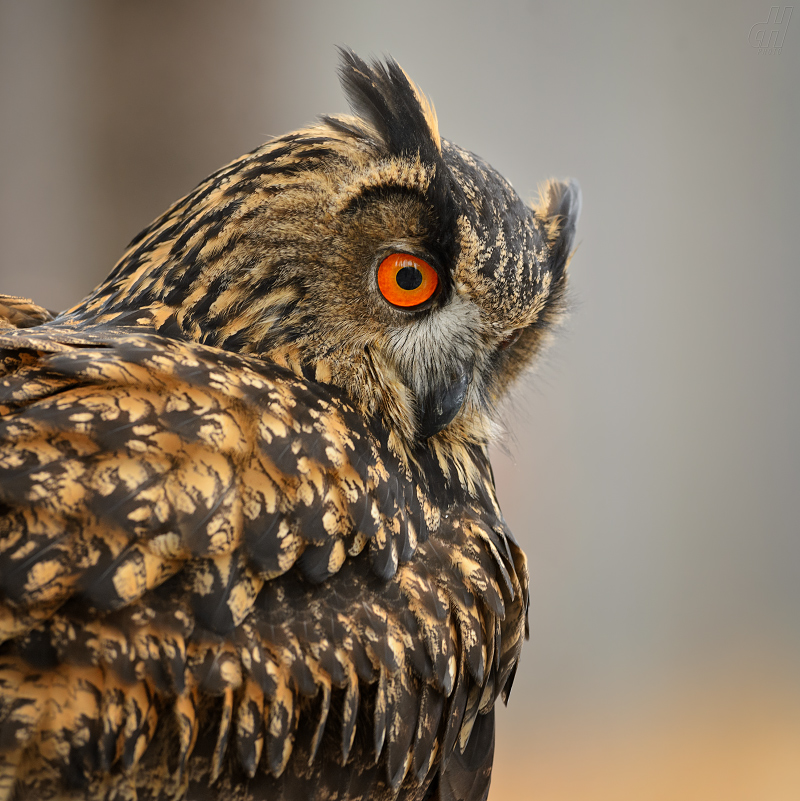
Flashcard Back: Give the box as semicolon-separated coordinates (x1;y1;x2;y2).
1;1;798;798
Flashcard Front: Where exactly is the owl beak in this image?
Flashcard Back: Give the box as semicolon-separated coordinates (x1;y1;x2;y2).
417;363;471;439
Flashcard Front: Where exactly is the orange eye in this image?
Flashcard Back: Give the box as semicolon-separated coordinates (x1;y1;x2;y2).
377;253;439;309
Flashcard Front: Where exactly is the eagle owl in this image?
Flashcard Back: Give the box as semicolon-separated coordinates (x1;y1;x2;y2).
0;52;579;801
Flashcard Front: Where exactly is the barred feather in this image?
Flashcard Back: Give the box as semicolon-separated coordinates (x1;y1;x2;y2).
0;48;579;801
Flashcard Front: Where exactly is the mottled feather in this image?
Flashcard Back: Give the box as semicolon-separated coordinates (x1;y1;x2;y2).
0;50;578;801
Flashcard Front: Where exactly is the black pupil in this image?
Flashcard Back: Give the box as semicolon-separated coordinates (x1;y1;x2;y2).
396;265;423;291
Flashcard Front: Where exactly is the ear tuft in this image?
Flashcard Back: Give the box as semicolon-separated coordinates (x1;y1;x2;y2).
534;179;581;274
335;48;442;161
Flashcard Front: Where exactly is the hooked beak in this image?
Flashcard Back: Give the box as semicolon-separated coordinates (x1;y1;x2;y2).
416;363;471;439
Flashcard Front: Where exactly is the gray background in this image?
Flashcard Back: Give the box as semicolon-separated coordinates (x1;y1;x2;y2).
1;2;798;798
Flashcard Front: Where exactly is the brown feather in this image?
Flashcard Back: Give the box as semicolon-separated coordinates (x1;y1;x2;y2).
0;50;580;801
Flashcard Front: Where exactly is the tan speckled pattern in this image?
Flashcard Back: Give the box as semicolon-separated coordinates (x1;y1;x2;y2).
0;52;577;801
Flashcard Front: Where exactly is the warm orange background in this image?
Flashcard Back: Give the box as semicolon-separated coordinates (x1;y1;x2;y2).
1;3;798;799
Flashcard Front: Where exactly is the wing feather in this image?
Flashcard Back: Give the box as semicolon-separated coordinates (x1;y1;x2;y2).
0;328;528;799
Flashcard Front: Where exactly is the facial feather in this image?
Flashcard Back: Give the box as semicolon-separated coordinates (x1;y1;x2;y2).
56;51;579;452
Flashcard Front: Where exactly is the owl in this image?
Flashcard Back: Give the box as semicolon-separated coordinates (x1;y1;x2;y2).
0;52;579;801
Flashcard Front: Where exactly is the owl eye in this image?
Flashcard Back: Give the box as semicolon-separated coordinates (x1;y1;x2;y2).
377;253;439;309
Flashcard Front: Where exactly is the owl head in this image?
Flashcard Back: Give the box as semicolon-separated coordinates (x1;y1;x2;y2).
71;50;580;452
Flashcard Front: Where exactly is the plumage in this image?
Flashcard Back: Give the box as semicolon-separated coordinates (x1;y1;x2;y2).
0;51;579;800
